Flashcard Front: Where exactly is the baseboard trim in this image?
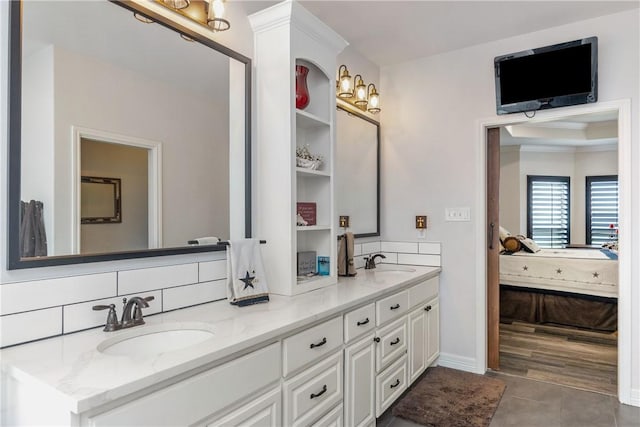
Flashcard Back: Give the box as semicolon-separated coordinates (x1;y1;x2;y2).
437;353;481;374
629;388;640;407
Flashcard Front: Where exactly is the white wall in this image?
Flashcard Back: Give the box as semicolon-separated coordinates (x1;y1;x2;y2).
499;146;618;244
573;148;619;243
498;146;520;234
21;46;55;253
380;9;639;397
50;46;229;253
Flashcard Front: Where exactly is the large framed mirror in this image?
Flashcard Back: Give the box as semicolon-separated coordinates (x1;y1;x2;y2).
7;0;251;269
335;104;380;237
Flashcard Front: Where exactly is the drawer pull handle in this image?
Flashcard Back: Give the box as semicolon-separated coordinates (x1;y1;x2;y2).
310;384;328;399
390;379;400;389
390;304;400;310
390;337;400;346
310;337;327;349
424;305;432;312
357;318;370;326
374;337;381;343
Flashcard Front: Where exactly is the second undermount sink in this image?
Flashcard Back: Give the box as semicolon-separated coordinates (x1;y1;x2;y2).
370;264;416;273
98;323;215;357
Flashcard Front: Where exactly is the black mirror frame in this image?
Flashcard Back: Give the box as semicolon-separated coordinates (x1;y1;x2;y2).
336;104;380;238
6;0;252;269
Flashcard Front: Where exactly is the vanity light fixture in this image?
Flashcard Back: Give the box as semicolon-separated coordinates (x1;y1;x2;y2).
354;75;367;106
336;65;381;114
337;65;353;98
367;84;381;114
133;12;154;23
147;0;231;34
207;0;230;32
162;0;191;10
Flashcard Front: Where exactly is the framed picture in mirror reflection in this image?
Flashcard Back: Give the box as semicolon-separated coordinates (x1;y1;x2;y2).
81;176;122;224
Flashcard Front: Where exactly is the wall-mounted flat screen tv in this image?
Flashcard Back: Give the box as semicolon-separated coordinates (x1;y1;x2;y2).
494;37;598;115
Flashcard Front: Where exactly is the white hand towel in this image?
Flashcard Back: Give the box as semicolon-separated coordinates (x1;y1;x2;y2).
226;239;269;306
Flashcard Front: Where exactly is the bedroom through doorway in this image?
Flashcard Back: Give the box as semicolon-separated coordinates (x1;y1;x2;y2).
492;111;619;396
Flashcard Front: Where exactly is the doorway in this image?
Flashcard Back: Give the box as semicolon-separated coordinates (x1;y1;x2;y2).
494;114;619;395
71;126;162;254
479;100;632;403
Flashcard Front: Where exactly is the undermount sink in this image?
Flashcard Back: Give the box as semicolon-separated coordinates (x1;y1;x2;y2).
369;264;416;273
98;324;215;357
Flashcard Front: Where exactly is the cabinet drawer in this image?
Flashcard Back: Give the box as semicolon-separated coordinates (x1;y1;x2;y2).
88;342;281;427
375;317;407;373
376;290;408;326
207;386;281;427
375;354;407;417
283;351;343;427
344;303;375;343
311;404;343;427
408;276;439;308
283;316;343;377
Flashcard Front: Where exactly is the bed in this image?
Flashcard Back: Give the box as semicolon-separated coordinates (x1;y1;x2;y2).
500;247;618;331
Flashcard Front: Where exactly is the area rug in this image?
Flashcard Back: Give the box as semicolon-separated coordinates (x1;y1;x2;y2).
391;367;506;427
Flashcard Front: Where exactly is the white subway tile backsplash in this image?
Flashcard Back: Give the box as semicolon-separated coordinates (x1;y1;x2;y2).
199;260;227;282
379;253;398;264
163;280;227;311
63;290;162;334
353;244;363;256
381;241;419;253
0;273;116;316
354;256;367;270
118;263;198;296
0;307;62;347
0;239;444;348
361;241;381;254
397;253;441;267
419;242;441;255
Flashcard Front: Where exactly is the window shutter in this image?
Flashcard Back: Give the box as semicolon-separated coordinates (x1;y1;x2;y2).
527;176;570;248
586;176;618;246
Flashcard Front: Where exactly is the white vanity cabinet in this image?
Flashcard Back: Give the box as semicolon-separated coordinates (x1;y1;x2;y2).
343;302;376;427
282;316;345;426
85;343;282;427
249;0;348;297
1;270;441;427
408;277;440;383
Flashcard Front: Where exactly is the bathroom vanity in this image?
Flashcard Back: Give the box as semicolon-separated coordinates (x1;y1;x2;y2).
0;266;440;426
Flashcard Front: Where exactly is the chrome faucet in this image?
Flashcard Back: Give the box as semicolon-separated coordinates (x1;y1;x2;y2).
121;296;155;328
364;253;386;269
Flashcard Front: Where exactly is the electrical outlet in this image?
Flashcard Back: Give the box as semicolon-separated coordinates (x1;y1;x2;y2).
445;207;471;222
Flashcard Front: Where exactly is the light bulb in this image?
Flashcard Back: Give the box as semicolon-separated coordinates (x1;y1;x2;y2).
211;0;225;18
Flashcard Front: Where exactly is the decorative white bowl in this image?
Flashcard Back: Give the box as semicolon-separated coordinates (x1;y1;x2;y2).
296;157;322;170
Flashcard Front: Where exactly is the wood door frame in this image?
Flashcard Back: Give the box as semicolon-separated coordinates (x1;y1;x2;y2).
475;99;633;404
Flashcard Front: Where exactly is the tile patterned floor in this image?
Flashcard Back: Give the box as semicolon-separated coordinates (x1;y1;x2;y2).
377;372;640;427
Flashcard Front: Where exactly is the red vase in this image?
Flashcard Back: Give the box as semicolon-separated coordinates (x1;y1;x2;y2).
295;65;310;109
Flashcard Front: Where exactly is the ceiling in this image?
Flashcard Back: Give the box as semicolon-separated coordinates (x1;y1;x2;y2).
239;0;640;66
501;111;619;149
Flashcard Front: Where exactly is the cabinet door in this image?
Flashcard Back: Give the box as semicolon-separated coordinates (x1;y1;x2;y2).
426;298;440;365
408;307;426;384
344;334;375;427
206;387;281;427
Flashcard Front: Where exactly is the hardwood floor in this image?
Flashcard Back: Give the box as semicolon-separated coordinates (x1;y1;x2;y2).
498;321;618;396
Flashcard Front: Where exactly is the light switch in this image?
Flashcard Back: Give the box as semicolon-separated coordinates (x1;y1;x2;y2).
445;207;471;222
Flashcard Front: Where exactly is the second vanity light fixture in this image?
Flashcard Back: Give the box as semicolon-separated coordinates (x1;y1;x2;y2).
337;64;381;114
136;0;230;33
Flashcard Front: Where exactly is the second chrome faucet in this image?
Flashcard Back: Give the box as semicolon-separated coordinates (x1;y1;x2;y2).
93;295;155;332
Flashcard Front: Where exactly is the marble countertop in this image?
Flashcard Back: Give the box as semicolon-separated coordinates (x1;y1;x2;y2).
0;266;440;414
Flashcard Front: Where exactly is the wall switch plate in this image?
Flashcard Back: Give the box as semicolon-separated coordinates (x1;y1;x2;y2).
445;207;471;222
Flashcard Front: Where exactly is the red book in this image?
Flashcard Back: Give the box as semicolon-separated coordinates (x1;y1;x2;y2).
296;202;317;226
